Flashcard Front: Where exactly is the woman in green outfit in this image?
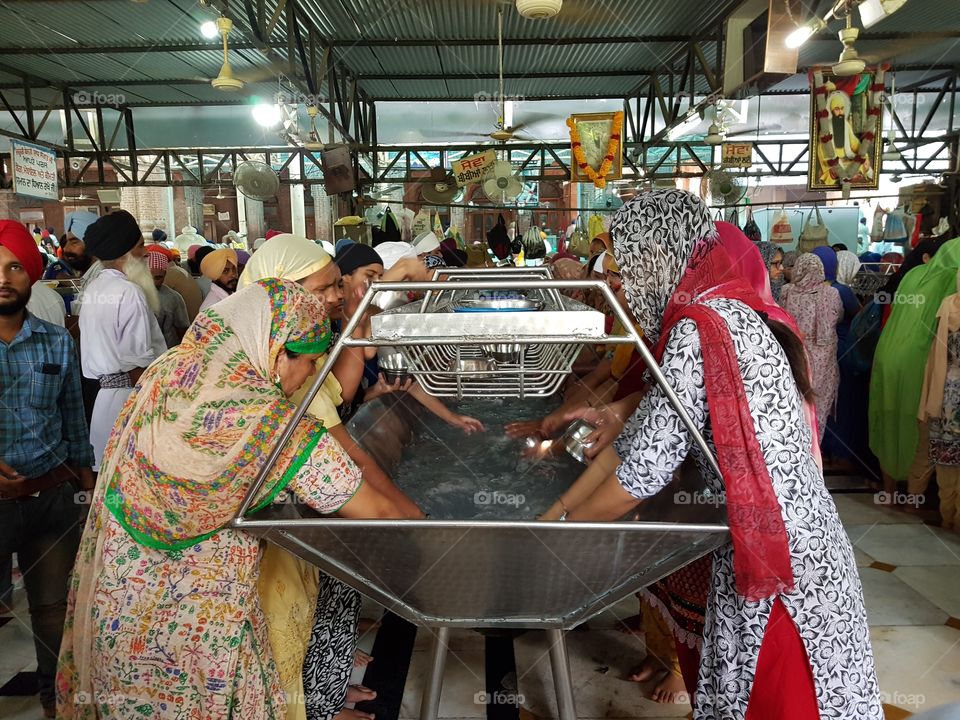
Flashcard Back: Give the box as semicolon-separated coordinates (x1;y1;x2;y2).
869;236;960;494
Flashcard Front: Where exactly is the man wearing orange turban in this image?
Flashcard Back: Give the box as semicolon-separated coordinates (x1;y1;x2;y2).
198;248;239;311
0;219;94;719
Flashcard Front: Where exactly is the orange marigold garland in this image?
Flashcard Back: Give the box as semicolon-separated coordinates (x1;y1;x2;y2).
567;111;624;189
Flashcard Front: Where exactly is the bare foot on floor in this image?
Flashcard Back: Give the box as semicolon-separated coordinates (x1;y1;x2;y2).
354;649;373;668
651;671;688;704
333;709;374;720
627;656;660;683
347;685;377;703
358;617;381;634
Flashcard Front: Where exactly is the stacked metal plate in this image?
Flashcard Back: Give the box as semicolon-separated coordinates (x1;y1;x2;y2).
370;272;607;399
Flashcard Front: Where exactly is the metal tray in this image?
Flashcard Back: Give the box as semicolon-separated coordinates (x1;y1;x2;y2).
453;298;545;312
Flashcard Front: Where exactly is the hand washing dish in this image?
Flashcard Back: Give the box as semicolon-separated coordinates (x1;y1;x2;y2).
560;419;597;463
378;349;410;384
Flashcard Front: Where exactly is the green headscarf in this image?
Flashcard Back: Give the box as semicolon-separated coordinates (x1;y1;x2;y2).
869;237;960;479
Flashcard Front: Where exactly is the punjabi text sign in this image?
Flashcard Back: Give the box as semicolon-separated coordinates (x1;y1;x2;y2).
721;142;753;168
11;141;58;200
452;150;496;187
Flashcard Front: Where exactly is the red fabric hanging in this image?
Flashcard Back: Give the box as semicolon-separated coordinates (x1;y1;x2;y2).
653;243;795;602
911;213;923;248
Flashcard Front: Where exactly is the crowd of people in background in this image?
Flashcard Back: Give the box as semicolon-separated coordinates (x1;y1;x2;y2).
1;196;957;719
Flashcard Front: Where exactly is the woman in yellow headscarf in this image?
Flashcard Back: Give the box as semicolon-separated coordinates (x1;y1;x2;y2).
57;280;408;720
239;234;420;720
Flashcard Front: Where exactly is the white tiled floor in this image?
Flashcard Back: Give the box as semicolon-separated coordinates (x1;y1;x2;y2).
2;493;959;719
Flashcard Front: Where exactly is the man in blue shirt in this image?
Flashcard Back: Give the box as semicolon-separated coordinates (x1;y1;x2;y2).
0;220;94;718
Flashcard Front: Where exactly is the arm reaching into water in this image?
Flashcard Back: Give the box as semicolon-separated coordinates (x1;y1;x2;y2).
562;390;645;458
539;445;621;520
504;361;617;439
408;382;485;434
328;424;424;518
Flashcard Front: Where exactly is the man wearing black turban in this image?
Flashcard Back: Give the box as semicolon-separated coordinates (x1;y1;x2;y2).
78;210;167;471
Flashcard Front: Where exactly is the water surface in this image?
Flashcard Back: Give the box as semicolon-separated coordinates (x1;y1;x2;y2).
392;398;584;520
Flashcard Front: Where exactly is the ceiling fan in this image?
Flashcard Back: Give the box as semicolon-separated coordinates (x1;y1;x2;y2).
205;13;297;92
437;7;554;143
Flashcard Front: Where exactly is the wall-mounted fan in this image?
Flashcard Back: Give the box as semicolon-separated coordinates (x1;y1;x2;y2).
233;160;279;201
483;161;523;204
700;169;747;206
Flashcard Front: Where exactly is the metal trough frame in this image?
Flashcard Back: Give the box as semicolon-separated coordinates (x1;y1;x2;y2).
232;277;729;720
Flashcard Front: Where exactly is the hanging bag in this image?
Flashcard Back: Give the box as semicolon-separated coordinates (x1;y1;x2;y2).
522;226;546;260
567;215;591;258
742;206;762;243
771;207;794;244
883;208;908;246
870;205;885;245
799;205;828;253
486;213;512;260
587;214;605;241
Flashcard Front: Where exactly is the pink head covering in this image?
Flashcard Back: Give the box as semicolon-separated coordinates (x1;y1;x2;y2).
715;221;773;303
714;226;821;467
147;251;169;272
714;221;799;333
187;244;202;261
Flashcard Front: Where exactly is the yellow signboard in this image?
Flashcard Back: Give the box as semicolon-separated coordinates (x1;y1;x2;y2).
721;142;753;168
452;150;497;187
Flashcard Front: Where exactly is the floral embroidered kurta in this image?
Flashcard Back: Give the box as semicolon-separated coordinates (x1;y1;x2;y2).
57;280;359;720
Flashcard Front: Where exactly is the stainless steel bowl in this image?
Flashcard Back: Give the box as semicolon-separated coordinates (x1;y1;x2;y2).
452;298;545;312
481;343;522;363
378;349;408;370
378;350;410;384
382;369;409;385
450;357;497;374
560;419;597;464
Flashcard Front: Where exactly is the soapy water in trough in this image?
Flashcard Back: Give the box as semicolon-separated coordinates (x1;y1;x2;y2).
389;397;582;520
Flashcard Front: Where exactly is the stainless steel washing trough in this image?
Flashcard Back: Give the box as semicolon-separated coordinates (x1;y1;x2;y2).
232;275;730;720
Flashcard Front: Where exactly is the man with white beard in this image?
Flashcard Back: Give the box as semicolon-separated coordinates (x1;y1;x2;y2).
78;211;166;471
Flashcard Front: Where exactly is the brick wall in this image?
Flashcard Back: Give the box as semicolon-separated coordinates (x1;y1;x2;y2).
120;186;168;234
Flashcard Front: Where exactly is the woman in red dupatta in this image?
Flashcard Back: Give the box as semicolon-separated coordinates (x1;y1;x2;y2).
568;190;881;720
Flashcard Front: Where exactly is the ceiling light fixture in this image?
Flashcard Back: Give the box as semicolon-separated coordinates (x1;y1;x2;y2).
516;0;563;20
200;20;219;39
252;102;282;127
858;0;909;29
785;16;828;48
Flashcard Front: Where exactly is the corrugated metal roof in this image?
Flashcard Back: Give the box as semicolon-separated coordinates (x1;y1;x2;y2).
0;0;209;49
0;0;954;108
313;0;731;42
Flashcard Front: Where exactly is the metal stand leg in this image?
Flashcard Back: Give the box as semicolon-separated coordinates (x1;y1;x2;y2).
546;628;577;720
419;626;450;720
